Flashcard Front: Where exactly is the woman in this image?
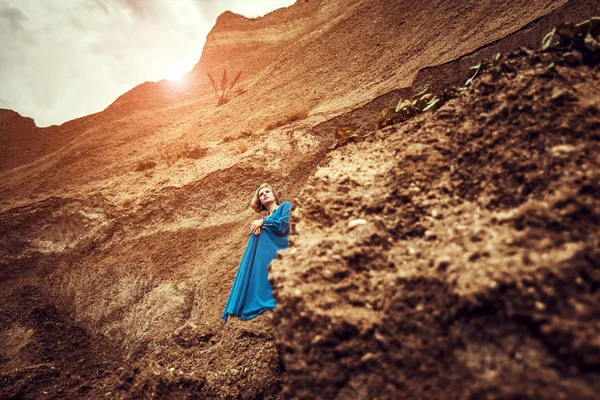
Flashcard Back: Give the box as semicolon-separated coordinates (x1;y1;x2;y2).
222;183;292;321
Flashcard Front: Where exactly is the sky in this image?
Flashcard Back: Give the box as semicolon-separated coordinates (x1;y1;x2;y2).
0;0;295;127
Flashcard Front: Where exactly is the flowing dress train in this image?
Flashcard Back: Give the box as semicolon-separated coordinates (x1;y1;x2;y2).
222;201;292;321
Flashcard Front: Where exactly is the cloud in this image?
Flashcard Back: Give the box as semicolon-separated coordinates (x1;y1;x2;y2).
193;0;296;19
98;0;164;22
0;0;295;127
0;1;27;30
90;0;109;15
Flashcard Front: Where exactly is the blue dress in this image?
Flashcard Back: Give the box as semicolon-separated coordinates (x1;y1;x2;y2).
222;201;292;321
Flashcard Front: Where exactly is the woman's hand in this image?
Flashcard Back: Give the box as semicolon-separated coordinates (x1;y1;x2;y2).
250;219;264;235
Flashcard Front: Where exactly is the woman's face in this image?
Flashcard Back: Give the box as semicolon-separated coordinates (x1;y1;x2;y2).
258;187;275;206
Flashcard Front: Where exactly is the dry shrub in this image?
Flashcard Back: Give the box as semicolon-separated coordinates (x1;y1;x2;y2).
222;130;253;143
265;107;309;131
222;135;239;143
185;142;209;159
286;108;308;123
265;121;279;131
135;160;157;172
156;141;207;167
235;141;248;154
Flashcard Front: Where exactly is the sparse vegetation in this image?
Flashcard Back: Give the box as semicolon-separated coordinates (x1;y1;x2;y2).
221;130;254;144
333;128;357;146
464;52;511;87
135;160;157;172
240;130;253;138
335;128;353;141
265;108;309;131
222;134;239;143
207;69;242;106
235;141;248;154
376;17;600;132
377;50;514;129
377;86;458;129
156;141;207;167
541;17;600;65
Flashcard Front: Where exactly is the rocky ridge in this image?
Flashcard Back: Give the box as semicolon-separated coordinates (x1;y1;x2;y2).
272;48;600;399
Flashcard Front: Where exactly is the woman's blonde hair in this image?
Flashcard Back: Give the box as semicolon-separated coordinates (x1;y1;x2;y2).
251;183;280;213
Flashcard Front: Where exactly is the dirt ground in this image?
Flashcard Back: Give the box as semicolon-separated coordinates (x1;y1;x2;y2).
272;49;600;399
0;0;599;398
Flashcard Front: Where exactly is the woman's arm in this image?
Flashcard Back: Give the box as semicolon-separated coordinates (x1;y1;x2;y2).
262;201;292;236
250;219;263;235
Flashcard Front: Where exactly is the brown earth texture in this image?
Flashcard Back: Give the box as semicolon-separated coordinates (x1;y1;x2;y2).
1;0;599;399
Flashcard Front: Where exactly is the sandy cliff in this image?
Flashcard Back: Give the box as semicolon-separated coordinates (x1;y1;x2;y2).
1;0;599;398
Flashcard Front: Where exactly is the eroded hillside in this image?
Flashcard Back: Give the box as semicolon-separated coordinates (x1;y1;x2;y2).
272;47;600;399
1;0;599;398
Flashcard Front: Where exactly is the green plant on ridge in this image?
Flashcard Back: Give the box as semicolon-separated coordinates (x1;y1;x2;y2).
542;17;600;65
464;52;506;87
375;17;600;133
377;86;456;129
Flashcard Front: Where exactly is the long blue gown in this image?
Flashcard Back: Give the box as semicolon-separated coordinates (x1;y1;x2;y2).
222;201;292;321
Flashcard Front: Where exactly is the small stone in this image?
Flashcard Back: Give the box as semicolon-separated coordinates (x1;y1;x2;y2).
361;352;376;362
408;248;417;255
561;51;583;66
169;367;175;372
374;332;388;344
373;217;388;232
535;301;546;311
436;256;452;271
572;302;587;316
415;304;424;311
551;87;578;102
424;230;436;240
551;144;577;155
348;219;368;229
303;185;316;194
471;227;485;242
135;160;157;172
431;209;442;219
454;223;466;231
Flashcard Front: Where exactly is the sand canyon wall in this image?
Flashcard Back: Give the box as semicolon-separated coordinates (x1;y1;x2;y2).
1;0;599;398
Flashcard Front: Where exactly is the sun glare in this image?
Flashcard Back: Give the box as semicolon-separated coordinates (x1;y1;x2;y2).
166;68;186;82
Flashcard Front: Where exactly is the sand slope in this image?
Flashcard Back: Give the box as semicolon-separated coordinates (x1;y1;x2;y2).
1;0;599;398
